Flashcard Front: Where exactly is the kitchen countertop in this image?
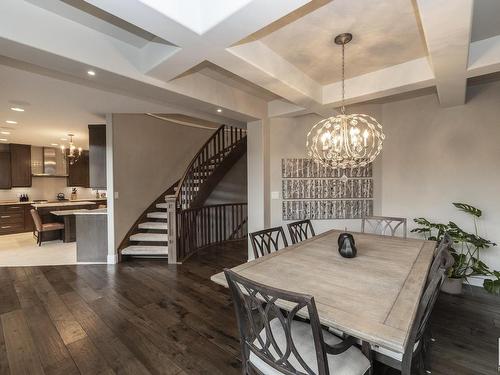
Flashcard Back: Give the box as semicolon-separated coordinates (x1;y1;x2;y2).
33;201;96;208
0;197;107;206
50;208;107;216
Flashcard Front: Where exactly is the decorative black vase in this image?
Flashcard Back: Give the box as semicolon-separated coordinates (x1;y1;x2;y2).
338;233;357;258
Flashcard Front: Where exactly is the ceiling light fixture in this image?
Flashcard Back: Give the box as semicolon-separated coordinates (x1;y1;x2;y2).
216;108;223;113
0;138;7;142
10;107;24;112
306;33;385;170
51;143;58;146
1;131;10;135
60;134;82;165
87;70;96;76
5;120;17;124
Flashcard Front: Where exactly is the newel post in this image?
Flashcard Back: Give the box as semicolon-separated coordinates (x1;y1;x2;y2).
165;195;180;264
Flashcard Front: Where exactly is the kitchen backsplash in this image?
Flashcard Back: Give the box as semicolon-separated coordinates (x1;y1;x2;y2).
0;178;106;202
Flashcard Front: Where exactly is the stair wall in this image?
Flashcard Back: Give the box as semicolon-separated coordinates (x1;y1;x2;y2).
111;114;216;252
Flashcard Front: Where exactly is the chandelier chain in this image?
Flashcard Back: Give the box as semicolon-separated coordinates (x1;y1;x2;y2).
341;43;345;115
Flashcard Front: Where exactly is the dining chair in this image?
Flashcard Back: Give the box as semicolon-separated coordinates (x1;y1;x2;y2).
30;209;65;246
250;226;288;259
361;216;407;238
224;269;372;375
427;234;454;283
287;219;316;244
372;267;447;375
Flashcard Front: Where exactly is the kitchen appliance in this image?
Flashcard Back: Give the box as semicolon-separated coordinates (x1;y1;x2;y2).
56;193;66;201
31;146;68;177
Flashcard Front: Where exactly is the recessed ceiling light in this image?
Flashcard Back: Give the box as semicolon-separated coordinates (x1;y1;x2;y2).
5;120;17;124
216;108;223;113
1;131;10;135
51;143;58;146
10;107;24;112
60;138;68;141
0;138;8;142
87;70;96;76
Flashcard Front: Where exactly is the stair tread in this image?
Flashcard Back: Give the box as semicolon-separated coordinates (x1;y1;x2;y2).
156;203;168;209
130;233;168;241
122;245;168;256
138;222;168;230
147;212;168;219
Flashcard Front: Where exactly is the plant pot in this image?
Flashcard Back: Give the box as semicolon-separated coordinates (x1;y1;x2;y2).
441;277;463;295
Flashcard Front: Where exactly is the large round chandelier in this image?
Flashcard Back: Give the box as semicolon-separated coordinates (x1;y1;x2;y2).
306;33;385;169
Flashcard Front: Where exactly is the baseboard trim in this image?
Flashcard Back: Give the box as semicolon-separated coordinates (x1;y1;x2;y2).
107;253;118;264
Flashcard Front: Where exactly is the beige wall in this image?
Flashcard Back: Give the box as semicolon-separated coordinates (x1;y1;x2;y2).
0;178;96;202
380;81;500;275
252;81;500;278
205;154;247;205
111;114;215;250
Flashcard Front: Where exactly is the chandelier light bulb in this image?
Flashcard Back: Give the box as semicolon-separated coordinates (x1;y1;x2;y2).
306;33;385;170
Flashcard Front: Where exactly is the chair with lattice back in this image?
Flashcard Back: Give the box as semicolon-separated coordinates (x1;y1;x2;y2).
361;216;407;238
373;266;448;375
249;226;289;259
224;269;372;375
287;219;316;245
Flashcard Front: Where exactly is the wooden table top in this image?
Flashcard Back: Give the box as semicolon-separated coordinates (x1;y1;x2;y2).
211;229;436;353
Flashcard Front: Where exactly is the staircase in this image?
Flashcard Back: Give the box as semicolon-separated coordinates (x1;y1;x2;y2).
119;125;247;260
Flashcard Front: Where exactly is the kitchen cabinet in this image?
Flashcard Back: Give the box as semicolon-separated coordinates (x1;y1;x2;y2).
67;150;90;187
10;143;32;187
0;204;25;234
0;145;11;189
88;124;106;188
24;204;34;232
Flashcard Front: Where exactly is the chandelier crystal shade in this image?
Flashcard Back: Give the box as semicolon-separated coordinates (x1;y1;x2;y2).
306;33;385;169
60;134;82;166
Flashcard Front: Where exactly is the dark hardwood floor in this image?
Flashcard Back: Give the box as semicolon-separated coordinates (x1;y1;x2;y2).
0;240;498;374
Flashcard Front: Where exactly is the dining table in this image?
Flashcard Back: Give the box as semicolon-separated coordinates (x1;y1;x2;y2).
210;229;436;355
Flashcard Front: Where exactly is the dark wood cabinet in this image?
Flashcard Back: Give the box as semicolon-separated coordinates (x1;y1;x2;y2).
10;143;32;187
88;124;106;189
24;204;34;232
0;145;11;189
67;150;90;187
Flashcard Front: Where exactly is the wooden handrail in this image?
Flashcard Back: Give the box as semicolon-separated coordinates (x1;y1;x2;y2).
174;124;224;202
175;125;247;210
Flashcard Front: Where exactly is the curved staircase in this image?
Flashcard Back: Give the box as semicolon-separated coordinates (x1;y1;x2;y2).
119;125;247;260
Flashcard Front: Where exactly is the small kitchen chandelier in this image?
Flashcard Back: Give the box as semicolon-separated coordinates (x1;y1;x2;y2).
306;33;385;169
60;134;82;165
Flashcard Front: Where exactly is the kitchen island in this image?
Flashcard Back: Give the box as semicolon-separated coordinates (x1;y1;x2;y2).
74;209;108;262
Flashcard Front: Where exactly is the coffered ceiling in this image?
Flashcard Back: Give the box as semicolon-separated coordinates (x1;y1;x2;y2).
0;0;499;128
261;0;427;85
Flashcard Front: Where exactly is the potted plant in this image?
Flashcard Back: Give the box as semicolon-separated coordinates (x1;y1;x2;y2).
412;203;499;295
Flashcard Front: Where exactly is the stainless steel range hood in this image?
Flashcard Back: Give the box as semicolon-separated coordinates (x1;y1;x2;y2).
31;146;68;177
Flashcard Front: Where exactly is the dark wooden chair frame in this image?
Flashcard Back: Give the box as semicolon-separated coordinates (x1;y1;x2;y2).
361;216;407;238
374;266;448;375
250;226;289;259
287;219;316;245
224;269;372;375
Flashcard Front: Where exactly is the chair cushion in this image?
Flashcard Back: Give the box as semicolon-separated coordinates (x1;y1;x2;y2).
41;222;65;231
249;318;370;375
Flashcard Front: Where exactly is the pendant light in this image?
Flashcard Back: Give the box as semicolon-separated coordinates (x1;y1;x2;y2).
306;33;385;169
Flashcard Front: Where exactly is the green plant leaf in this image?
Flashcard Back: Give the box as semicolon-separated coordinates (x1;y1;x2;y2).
453;202;482;218
483;279;500;295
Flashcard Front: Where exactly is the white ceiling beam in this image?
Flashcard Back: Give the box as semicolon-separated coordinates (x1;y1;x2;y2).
322;58;435;107
211;41;327;115
415;0;473;107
